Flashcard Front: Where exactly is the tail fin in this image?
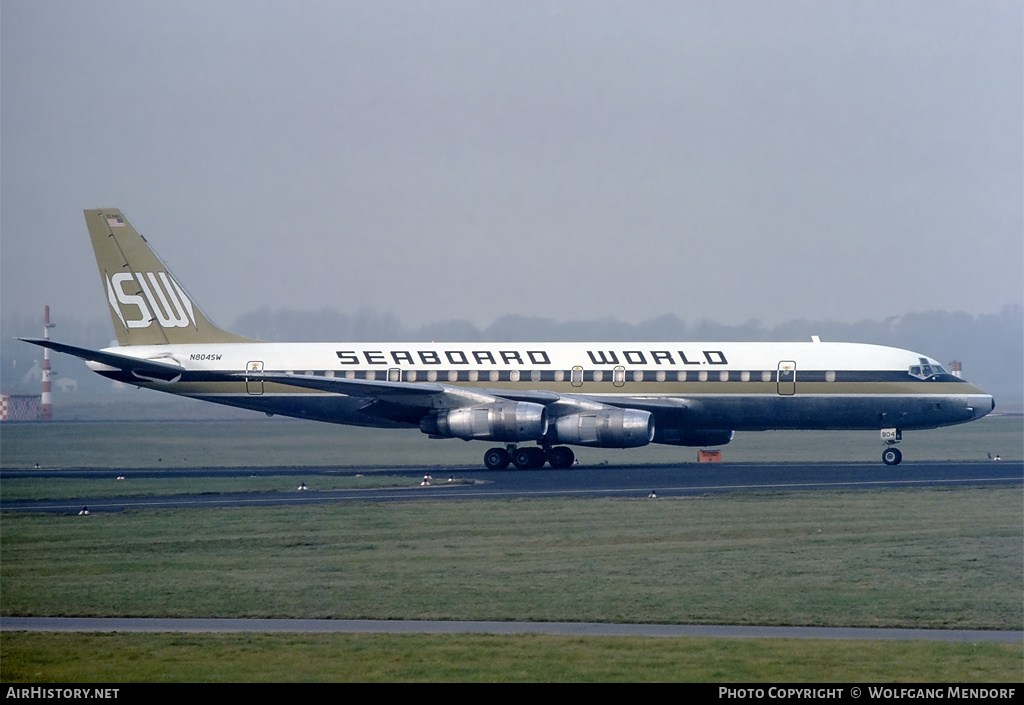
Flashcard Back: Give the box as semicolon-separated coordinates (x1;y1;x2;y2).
85;209;254;345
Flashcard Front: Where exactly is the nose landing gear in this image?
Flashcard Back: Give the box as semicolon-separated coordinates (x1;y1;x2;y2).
882;447;902;465
881;428;902;465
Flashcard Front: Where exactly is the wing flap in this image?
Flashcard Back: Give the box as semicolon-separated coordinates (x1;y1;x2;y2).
578;394;704;413
256;374;689;421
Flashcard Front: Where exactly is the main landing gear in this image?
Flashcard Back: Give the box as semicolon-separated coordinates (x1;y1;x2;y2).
483;445;576;470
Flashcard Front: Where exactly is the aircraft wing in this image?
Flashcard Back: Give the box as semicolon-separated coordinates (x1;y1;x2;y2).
580;394;704;414
252;372;444;398
251;373;658;417
251;372;571;404
253;371;557;412
18;338;186;383
464;388;561;405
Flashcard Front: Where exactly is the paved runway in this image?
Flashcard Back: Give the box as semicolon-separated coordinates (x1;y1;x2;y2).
4;461;1020;644
2;460;1020;513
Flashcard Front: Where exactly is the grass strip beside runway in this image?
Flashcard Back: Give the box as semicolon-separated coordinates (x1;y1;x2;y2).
2;632;1020;682
3;488;1020;630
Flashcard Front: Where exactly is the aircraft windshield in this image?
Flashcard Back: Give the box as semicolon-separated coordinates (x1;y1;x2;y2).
908;362;950;380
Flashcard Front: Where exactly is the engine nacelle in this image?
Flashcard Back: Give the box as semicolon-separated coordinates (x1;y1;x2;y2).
553;408;654;448
654;428;734;447
421;401;548;442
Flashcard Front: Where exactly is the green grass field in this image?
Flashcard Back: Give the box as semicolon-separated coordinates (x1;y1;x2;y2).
2;632;1019;682
1;409;1021;682
3;490;1020;628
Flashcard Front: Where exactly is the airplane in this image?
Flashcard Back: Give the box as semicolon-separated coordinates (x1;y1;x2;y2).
20;209;995;470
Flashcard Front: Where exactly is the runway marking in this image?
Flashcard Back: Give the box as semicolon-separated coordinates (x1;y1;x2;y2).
4;474;1020;512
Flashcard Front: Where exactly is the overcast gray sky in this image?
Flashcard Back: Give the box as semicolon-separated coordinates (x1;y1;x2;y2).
2;1;1021;333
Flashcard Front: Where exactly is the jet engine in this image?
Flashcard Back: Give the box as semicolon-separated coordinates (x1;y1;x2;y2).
421;401;548;442
553;408;654;448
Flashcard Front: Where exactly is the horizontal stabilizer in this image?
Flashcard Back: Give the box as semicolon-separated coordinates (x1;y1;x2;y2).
18;338;185;383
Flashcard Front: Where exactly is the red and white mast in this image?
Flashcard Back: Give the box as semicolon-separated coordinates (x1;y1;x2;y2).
41;305;53;420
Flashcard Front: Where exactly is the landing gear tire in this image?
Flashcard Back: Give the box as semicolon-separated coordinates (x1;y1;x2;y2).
512;447;546;470
484;447;511;470
882;447;902;466
547;446;575;469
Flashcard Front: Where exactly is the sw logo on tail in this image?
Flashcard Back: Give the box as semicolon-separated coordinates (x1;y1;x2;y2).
105;271;197;330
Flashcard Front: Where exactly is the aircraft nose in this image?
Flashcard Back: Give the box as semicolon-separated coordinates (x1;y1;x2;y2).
971;395;995;420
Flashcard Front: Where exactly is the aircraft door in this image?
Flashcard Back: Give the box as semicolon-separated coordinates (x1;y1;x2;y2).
777;361;796;395
245;361;264;395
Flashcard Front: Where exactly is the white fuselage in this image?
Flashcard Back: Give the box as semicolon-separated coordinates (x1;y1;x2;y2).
90;340;994;436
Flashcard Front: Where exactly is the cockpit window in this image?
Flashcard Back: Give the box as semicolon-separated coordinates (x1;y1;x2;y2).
909;360;953;381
